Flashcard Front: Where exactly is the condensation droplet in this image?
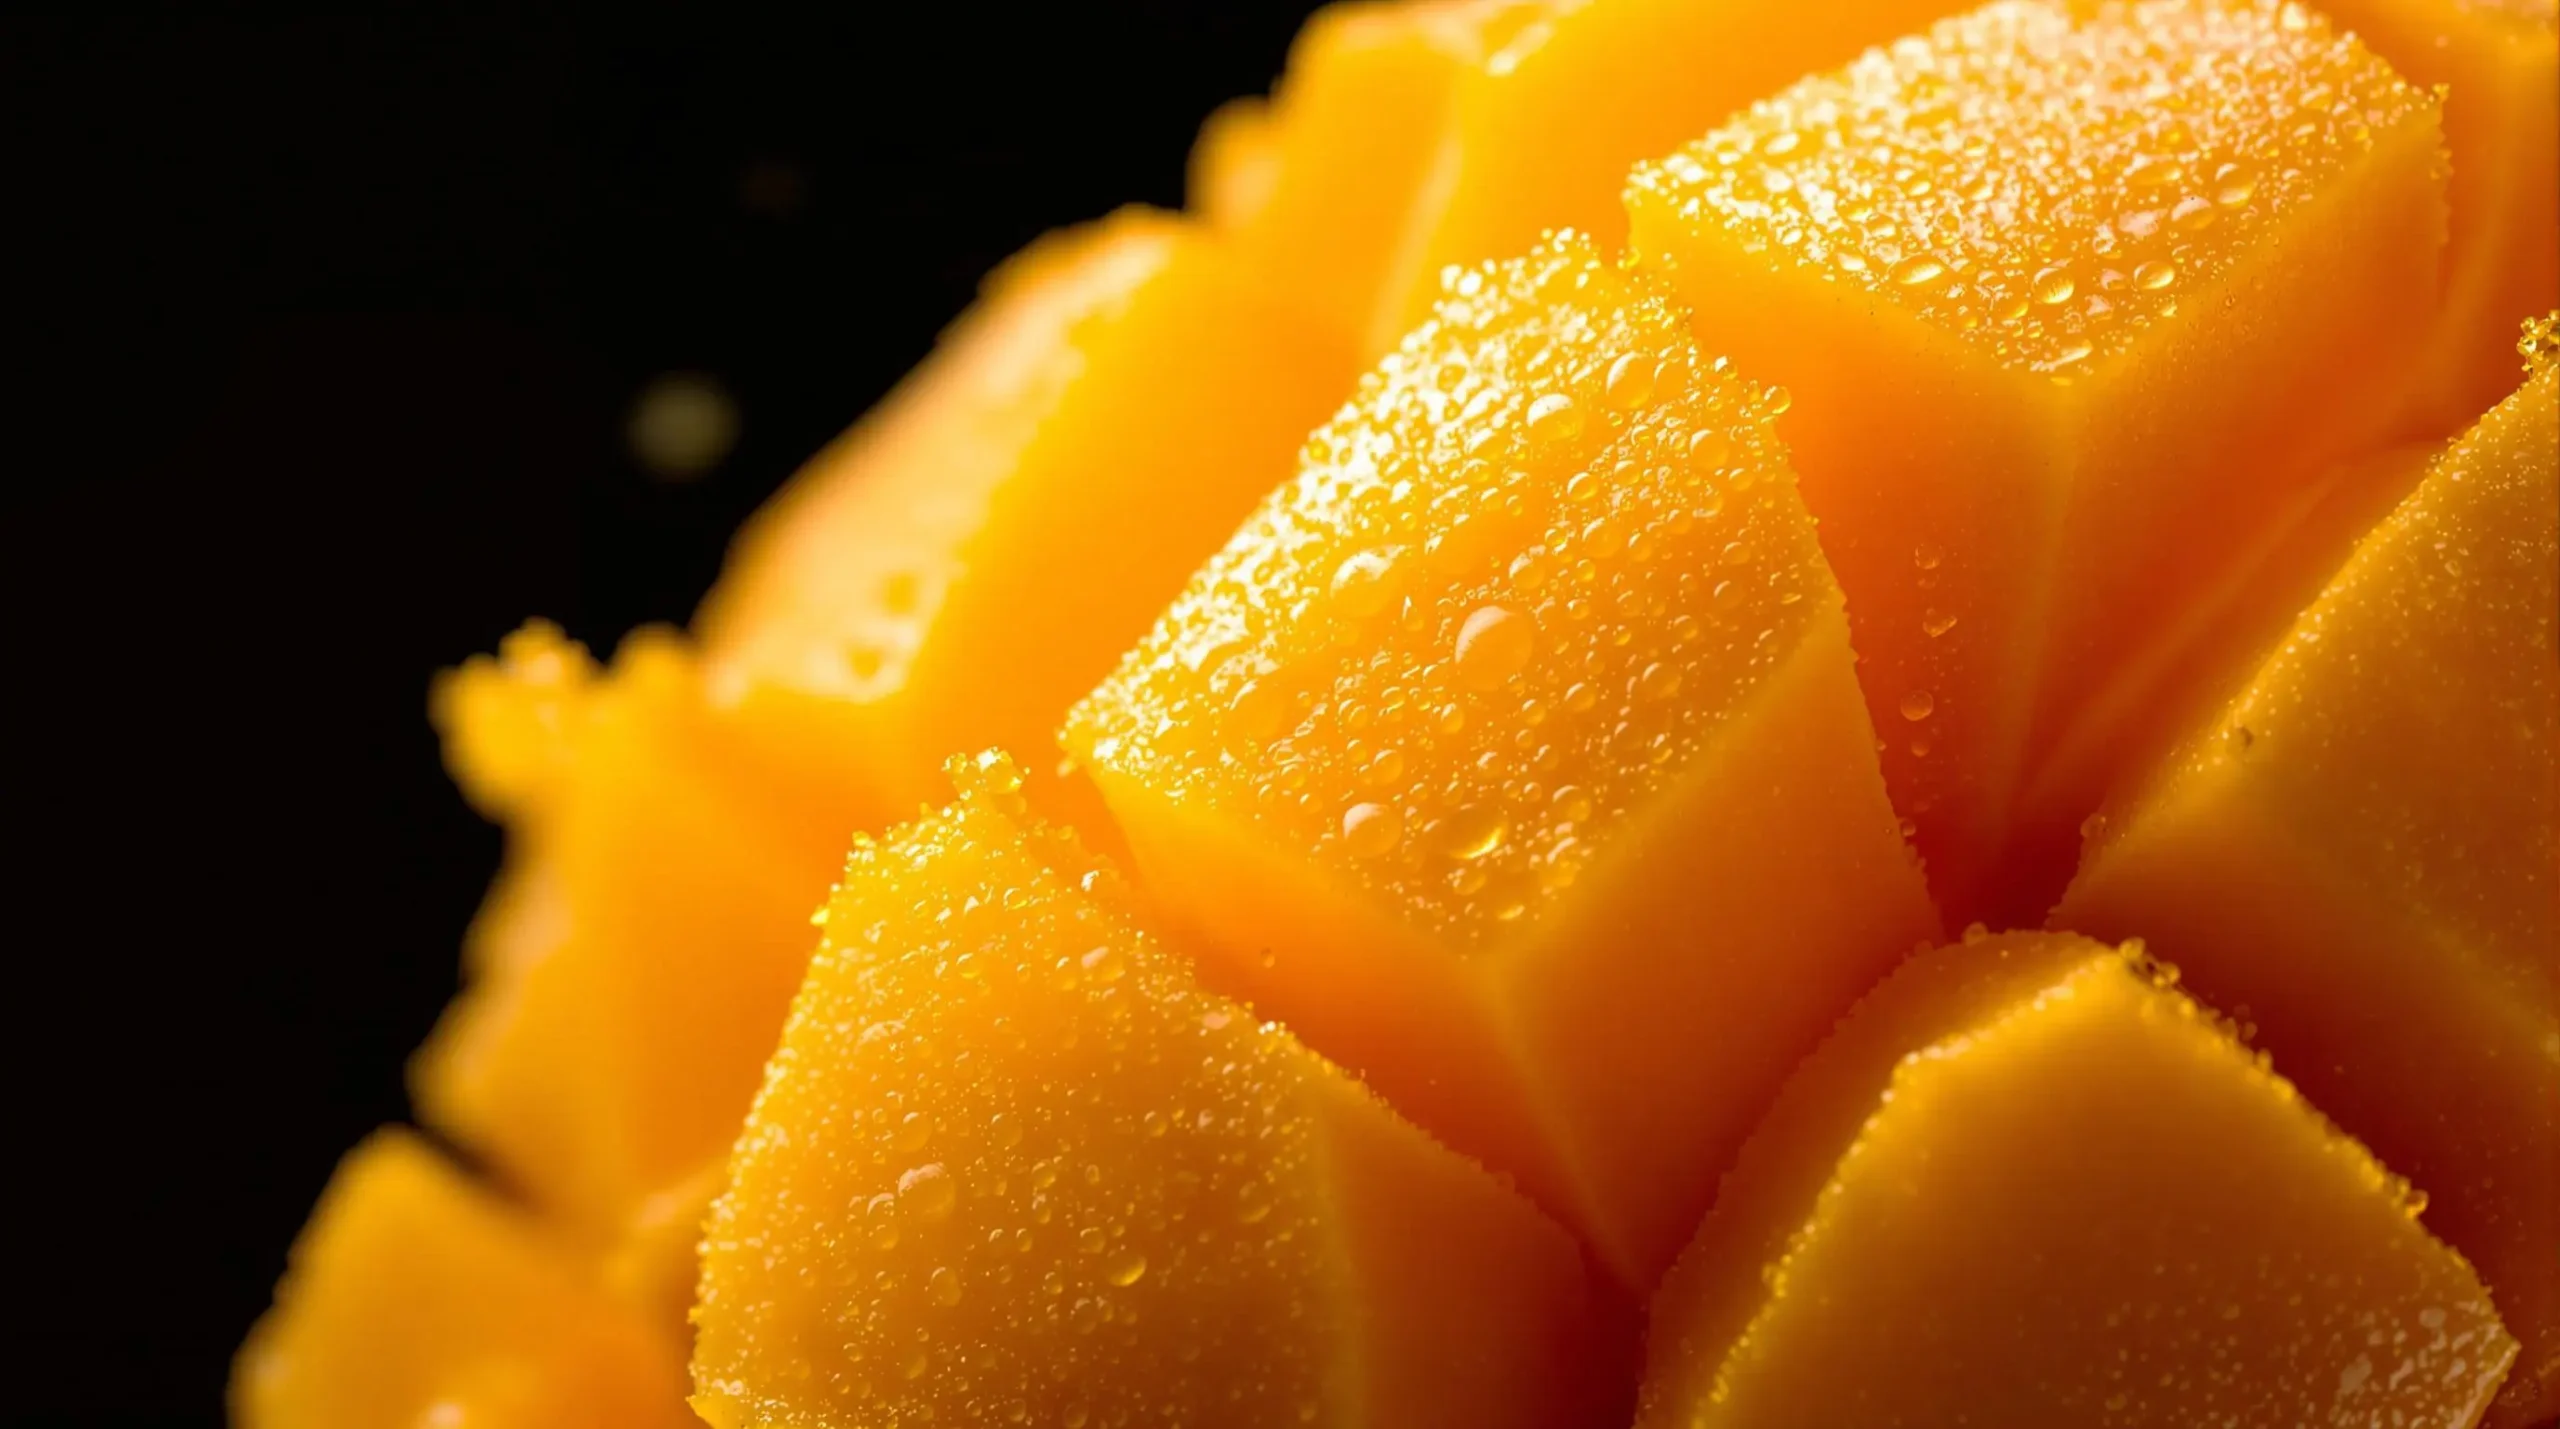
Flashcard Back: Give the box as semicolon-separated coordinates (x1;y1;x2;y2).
1453;605;1533;690
1340;802;1404;858
1899;690;1936;722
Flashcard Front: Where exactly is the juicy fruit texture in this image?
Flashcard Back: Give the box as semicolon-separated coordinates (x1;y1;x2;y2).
2308;0;2557;427
1066;234;1938;1285
1227;0;1969;358
234;1131;694;1429
1638;932;2519;1428
692;753;1602;1429
2058;332;2560;1425
1624;0;2448;924
417;623;855;1237
695;208;1354;817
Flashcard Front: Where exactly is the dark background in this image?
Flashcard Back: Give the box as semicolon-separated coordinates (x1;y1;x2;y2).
18;5;1319;1423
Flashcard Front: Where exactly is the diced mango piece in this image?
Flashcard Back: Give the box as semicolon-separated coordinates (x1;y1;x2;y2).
1233;0;1971;359
2057;332;2559;1425
233;1130;694;1429
2309;0;2557;427
692;753;1603;1429
1639;932;2519;1428
1625;0;2447;923
1216;2;1483;350
1187;96;1280;232
1360;0;1970;351
601;1158;725;1331
693;207;1354;820
415;625;851;1236
1065;234;1938;1286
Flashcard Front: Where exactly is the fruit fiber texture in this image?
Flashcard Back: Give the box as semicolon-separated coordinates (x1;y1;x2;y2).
691;753;1605;1429
239;0;2560;1423
234;1131;695;1429
1639;932;2518;1429
1068;232;1937;1289
1624;0;2448;925
2058;324;2560;1427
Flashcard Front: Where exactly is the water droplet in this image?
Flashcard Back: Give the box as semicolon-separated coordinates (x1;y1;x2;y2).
1330;549;1402;618
1762;384;1793;416
1525;392;1583;443
898;1163;957;1223
866;1193;901;1250
1604;353;1658;409
2033;267;2076;305
1891;255;1947;286
928;1266;964;1307
1921;608;1958;638
1687;429;1731;467
1913;543;1944;571
1235;1179;1272;1224
1637;662;1685;701
2133;260;2178;291
2171;196;2217;232
901;1348;930;1381
1442;806;1511;862
2213;163;2257;207
1339;800;1405;859
1899;690;1936;722
1105;1250;1149;1287
1080;944;1126;984
2127;157;2185;189
990;1113;1024;1150
1453;605;1533;690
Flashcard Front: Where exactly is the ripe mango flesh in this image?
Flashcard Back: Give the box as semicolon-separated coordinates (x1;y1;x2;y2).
691;753;1603;1429
233;1131;694;1429
2057;328;2559;1425
1638;932;2518;1427
416;624;850;1239
1065;233;1938;1287
2307;0;2557;428
1624;0;2448;924
1229;0;1975;359
694;207;1354;821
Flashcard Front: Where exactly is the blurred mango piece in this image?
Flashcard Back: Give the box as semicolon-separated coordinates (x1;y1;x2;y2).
1638;932;2518;1427
233;1130;695;1429
2057;325;2559;1426
1625;0;2447;923
692;753;1604;1429
1228;0;1974;358
694;208;1355;820
2312;0;2557;428
1066;234;1937;1286
416;625;852;1238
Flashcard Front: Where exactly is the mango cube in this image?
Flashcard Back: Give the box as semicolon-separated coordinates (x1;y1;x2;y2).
1065;234;1938;1286
232;1131;694;1429
1639;932;2518;1427
2308;0;2557;427
1231;0;1972;359
2058;328;2559;1425
694;208;1354;819
416;625;850;1237
692;753;1602;1429
1625;0;2448;923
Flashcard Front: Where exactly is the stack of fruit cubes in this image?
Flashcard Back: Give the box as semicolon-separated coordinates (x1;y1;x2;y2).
235;0;2557;1425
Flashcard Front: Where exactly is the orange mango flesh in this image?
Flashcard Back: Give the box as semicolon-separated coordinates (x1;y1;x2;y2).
1639;931;2518;1427
1228;0;1973;359
415;623;850;1239
1065;233;1938;1287
694;207;1355;821
1186;96;1280;232
2309;0;2557;428
691;753;1603;1429
2057;334;2559;1425
233;1130;694;1429
1623;0;2448;926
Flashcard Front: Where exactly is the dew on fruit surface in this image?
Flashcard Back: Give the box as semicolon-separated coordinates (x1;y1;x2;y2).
1605;353;1659;409
1921;608;1958;638
2033;266;2076;306
1329;549;1403;618
1525;391;1583;443
898;1163;957;1223
1892;254;1947;286
1453;604;1533;689
2133;260;2178;291
1913;544;1944;572
1442;806;1512;862
1105;1250;1149;1288
1899;690;1936;722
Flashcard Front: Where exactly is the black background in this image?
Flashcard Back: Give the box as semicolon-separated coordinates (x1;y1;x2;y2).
19;5;1320;1423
